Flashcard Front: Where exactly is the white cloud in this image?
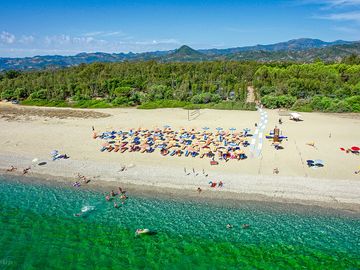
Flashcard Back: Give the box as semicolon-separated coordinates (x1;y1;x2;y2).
19;35;35;44
321;0;360;7
303;0;360;7
83;30;126;37
316;11;360;22
0;29;183;57
0;31;16;44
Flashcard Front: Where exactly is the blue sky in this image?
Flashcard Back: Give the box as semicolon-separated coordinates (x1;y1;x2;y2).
0;0;360;57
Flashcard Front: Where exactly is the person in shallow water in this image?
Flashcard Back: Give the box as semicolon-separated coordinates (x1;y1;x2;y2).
242;224;250;229
226;224;233;229
118;187;126;194
6;165;17;172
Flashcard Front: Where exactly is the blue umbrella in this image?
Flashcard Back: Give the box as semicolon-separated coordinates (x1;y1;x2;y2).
229;127;236;132
202;127;210;130
243;128;251;133
216;127;223;131
229;142;238;147
163;125;170;128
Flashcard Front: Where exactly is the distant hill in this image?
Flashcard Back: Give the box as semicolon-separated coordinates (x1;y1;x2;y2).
0;38;359;71
161;45;207;62
200;38;353;55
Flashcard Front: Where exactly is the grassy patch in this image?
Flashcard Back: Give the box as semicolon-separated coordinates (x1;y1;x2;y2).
137;100;190;109
184;101;257;111
20;99;69;107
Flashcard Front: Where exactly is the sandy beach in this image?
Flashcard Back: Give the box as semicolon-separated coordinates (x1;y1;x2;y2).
1;102;359;211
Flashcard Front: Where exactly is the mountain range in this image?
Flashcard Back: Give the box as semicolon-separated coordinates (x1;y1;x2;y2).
1;38;359;71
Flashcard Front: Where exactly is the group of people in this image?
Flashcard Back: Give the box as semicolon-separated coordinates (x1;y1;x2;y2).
6;165;30;175
73;173;91;187
105;187;128;208
94;126;250;162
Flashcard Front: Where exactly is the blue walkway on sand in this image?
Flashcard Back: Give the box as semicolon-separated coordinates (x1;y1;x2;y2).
250;108;268;158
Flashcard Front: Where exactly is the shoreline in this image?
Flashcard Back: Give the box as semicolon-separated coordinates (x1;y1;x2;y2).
1;165;359;214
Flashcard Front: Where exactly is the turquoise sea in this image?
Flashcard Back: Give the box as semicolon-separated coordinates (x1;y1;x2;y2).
0;175;359;269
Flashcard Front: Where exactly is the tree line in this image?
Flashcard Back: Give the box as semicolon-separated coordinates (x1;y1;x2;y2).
0;60;359;112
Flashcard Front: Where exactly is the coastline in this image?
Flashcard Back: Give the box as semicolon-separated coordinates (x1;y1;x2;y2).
1;154;359;214
1;104;360;214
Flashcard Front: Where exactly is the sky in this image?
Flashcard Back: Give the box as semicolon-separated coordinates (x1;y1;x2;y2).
1;0;360;57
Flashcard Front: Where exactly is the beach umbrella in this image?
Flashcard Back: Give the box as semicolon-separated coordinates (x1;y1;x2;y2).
50;150;59;156
202;127;210;130
307;160;314;164
163;125;170;129
216;127;223;131
229;142;238;147
351;146;360;151
229;127;236;133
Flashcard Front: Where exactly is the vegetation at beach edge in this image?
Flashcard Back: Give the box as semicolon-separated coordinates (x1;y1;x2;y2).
0;59;360;112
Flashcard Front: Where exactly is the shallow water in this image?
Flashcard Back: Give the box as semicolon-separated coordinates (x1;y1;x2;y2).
0;175;359;269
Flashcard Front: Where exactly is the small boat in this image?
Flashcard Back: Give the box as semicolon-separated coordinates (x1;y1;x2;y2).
135;228;156;237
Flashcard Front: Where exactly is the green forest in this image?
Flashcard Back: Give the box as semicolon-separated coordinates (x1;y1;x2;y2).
0;60;359;112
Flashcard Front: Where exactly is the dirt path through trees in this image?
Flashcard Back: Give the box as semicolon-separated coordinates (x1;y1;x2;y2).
246;85;256;103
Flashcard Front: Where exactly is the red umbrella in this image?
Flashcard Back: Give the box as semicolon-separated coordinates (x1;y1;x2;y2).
351;146;360;151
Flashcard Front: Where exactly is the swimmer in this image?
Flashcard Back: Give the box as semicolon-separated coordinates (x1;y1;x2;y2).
111;190;116;197
114;202;119;208
118;187;126;194
6;165;17;172
74;212;83;217
226;224;233;229
22;167;31;175
242;224;250;229
105;195;111;201
120;194;127;200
